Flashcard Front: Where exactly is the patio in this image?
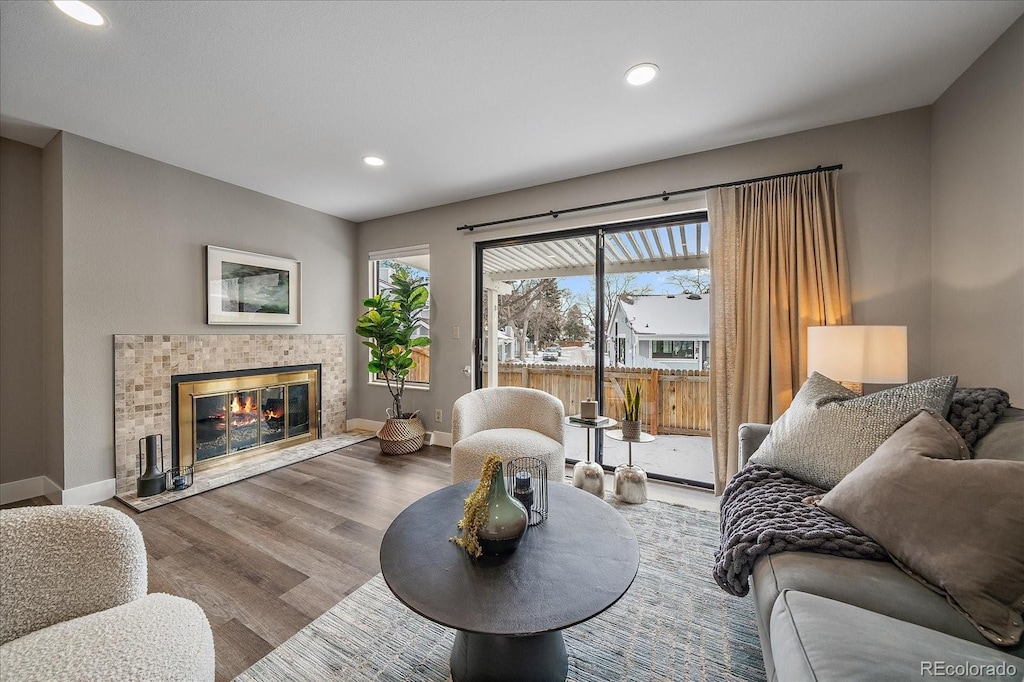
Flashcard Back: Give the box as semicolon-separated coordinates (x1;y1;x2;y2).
563;425;713;487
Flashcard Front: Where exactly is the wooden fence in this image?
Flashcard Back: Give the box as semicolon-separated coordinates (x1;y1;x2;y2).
406;347;430;384
482;364;711;436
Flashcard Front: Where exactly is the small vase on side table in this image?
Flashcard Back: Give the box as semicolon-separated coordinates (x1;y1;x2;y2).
606;429;654;505
564;416;617;498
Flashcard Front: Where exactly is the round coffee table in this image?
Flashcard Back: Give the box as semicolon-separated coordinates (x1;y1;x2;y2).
380;481;640;682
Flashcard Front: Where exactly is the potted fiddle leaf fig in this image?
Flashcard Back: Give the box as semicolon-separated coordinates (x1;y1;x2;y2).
356;267;431;454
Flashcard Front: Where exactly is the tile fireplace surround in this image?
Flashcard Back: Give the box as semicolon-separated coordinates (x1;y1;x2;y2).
113;334;347;503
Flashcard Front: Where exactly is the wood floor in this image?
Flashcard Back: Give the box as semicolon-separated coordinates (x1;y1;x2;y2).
7;440;451;681
3;441;717;680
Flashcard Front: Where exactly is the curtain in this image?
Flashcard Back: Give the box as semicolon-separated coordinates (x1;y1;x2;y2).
707;170;852;494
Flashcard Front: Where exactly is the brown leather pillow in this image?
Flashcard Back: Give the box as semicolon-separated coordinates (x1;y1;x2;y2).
820;408;1024;647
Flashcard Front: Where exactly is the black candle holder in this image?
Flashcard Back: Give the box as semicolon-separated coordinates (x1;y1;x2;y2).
505;457;548;526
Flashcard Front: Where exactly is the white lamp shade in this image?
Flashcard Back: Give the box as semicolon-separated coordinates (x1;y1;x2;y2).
807;325;908;384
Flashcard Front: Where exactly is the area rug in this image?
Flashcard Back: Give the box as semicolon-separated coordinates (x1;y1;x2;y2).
235;499;766;681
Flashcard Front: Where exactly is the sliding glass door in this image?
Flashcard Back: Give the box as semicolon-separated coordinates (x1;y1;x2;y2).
598;221;713;487
474;213;713;489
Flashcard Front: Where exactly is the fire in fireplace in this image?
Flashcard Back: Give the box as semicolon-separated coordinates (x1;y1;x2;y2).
173;365;319;471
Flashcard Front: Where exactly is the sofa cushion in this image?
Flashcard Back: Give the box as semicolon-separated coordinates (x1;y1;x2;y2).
820;409;1024;647
974;407;1024;462
0;593;215;681
751;552;1024;658
770;590;1024;682
749;372;957;489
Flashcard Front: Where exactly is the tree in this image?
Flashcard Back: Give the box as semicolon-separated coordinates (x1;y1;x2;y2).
562;304;589;342
497;279;563;359
572;273;653;332
666;268;710;295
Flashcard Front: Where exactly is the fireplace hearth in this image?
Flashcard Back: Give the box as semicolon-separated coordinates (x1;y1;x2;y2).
173;365;320;472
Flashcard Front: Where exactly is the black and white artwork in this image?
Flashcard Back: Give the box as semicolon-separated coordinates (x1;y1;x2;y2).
207;246;301;325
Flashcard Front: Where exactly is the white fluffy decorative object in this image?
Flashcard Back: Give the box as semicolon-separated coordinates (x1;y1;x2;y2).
451;387;565;484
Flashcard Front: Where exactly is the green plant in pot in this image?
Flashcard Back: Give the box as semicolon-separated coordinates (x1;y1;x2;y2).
356;268;431;454
622;380;642;440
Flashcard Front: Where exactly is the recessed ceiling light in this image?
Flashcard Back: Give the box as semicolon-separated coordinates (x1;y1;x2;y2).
362;155;385;167
625;63;659;86
53;0;105;27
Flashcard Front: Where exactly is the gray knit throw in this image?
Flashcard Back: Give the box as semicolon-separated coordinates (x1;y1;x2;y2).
714;464;888;597
946;387;1011;448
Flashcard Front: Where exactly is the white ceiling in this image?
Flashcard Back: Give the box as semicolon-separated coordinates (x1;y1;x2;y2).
2;1;1021;223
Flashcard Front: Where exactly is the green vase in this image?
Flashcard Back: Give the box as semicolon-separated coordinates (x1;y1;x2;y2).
476;461;529;555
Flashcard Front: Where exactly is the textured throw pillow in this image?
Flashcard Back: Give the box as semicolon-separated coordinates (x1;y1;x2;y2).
820;409;1024;647
749;372;957;489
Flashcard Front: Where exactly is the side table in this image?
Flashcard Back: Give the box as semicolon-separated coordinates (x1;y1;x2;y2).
605;429;654;504
563;416;617;498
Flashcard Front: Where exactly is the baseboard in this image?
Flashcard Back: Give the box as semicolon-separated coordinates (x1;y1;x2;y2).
0;475;110;505
430;431;453;448
0;476;45;505
61;478;117;505
42;477;62;505
346;418;384;432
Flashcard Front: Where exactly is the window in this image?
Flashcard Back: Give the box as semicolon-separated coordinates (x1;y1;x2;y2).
368;245;430;386
651;340;695;359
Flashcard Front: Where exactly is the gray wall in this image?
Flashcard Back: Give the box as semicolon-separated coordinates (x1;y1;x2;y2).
932;17;1024;404
0;138;45;484
354;108;935;430
37;133;357;489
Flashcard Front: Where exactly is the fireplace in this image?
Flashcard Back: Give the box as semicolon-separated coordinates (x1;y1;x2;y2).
173;365;320;472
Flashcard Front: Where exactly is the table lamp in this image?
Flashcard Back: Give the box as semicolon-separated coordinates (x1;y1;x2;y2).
806;325;908;395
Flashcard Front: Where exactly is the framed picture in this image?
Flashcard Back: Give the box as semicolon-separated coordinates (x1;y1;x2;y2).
206;246;301;325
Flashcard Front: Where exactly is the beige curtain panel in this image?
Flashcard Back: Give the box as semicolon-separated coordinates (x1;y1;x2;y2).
707;170;852;494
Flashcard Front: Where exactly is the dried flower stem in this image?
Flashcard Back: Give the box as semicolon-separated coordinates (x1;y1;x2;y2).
451;454;502;558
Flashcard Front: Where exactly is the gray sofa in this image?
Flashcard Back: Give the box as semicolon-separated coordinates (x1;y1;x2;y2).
739;407;1024;682
0;505;215;681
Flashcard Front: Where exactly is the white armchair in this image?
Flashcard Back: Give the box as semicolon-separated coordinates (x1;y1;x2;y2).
0;505;215;681
451;386;566;484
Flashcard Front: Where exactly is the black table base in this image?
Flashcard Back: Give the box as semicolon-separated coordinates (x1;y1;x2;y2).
450;630;568;682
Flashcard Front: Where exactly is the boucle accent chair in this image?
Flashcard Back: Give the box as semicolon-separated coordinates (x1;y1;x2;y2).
0;505;215;681
451;386;566;484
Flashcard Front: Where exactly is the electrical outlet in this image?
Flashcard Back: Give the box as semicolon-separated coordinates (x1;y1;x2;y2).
452;326;460;339
434;408;443;423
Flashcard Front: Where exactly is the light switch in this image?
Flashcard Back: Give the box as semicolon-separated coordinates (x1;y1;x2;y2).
452;326;460;339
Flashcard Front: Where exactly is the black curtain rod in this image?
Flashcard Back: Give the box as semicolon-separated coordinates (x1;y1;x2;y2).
457;163;843;232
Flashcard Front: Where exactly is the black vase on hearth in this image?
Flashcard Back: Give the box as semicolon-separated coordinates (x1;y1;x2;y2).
137;434;167;497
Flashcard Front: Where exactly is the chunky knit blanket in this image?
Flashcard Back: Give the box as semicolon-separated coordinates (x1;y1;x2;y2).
946;387;1011;448
713;464;888;597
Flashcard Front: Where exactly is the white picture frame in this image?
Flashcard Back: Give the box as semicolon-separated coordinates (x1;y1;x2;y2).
206;246;301;325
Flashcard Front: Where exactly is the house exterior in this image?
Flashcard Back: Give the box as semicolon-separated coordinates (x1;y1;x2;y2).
607;294;710;370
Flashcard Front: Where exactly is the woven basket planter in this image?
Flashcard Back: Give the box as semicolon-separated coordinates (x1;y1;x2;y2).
621;420;642;440
377;412;426;455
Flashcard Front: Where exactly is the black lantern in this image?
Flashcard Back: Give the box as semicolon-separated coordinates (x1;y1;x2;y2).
505;457;548;526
